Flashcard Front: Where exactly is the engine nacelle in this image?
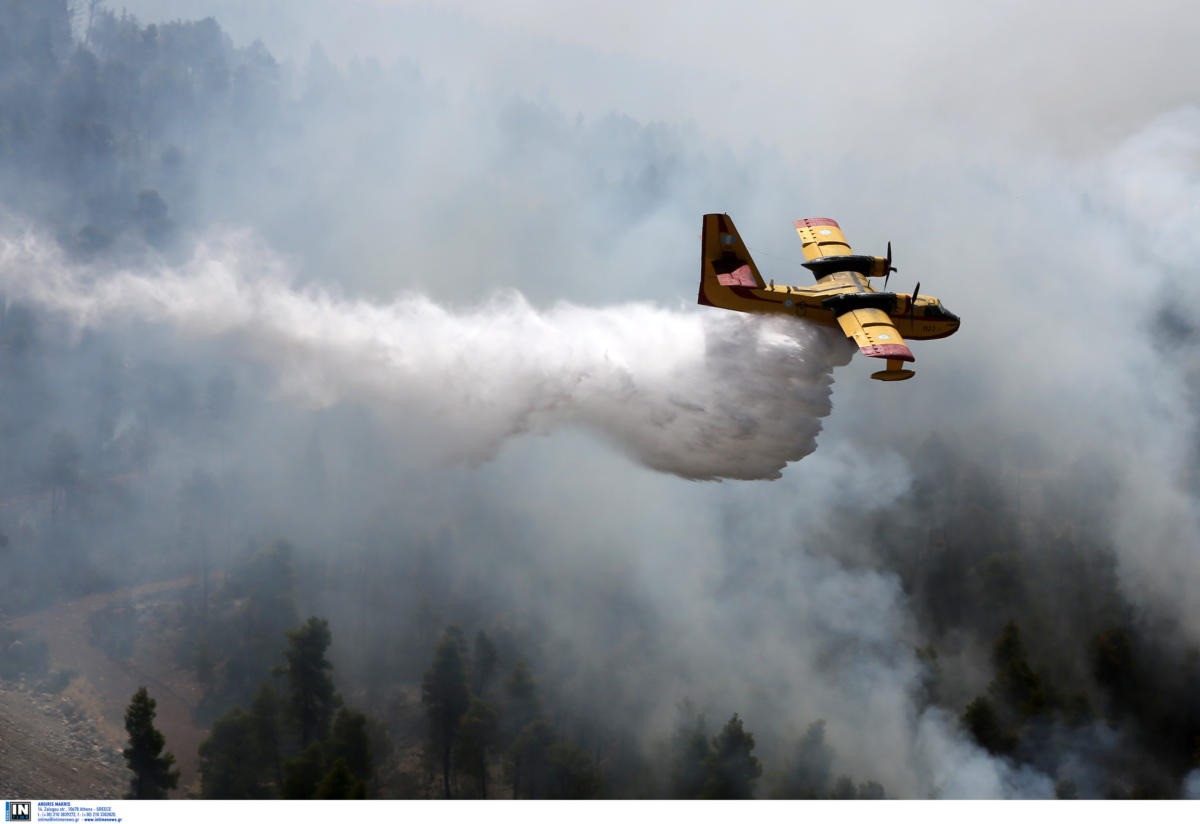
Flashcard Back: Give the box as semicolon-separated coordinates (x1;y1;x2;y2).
801;254;892;281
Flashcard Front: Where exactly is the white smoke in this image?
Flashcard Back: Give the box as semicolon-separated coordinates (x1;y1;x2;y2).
0;228;853;480
909;709;1056;798
1184;769;1200;800
1081;108;1200;644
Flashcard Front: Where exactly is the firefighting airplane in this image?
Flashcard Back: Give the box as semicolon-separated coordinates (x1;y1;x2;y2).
698;214;959;381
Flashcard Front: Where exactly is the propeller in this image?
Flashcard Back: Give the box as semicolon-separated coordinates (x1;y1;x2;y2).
909;281;921;319
883;241;898;290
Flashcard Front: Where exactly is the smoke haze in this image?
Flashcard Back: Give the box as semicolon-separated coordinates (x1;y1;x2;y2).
2;0;1200;801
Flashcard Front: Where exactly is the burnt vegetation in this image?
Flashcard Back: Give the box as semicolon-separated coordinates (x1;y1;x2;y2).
1;0;1199;800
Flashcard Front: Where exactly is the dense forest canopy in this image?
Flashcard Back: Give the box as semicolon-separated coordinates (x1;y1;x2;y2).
1;0;1199;799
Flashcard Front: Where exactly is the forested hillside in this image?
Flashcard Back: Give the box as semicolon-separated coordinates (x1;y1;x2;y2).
1;0;1198;799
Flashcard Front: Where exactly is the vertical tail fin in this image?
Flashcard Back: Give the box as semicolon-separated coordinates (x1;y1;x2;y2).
698;213;766;308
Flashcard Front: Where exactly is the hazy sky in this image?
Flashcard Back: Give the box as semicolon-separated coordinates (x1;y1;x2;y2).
112;0;1200;158
10;0;1200;797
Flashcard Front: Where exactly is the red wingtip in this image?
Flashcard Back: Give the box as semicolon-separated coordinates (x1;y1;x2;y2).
861;343;914;362
794;218;840;229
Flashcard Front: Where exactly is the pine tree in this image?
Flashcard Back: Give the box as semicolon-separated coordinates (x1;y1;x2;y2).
198;682;284;798
507;719;555;799
701;714;761;799
455;697;499;797
122;686;180;799
548;741;603;799
326;707;373;786
198;708;263;798
280;616;340;747
961;695;1016;755
249;682;285;791
315;758;366;799
282;742;325;799
990;621;1052;719
421;626;470;798
668;702;711;799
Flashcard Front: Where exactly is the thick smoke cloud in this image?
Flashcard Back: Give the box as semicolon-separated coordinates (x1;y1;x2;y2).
3;0;1200;801
0;228;851;480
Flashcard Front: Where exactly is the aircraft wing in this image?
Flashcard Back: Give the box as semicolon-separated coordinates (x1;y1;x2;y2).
835;307;914;362
795;218;852;260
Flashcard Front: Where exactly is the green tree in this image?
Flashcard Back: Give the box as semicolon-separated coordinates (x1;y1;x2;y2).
701;714;761;799
668;702;711;799
961;622;1062;756
990;621;1052;719
508;719;555;799
122;686;180;799
315;758;366;799
326;707;373;786
280;616;340;747
422;626;471;799
282;742;325;800
456;697;499;798
249;683;285;791
198;708;270;798
961;696;1016;755
197;681;283;798
548;741;604;799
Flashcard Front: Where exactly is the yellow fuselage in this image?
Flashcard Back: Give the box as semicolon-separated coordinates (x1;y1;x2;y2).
704;269;959;341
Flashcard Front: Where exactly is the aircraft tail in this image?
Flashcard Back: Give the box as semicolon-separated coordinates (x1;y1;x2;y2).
698;213;766;309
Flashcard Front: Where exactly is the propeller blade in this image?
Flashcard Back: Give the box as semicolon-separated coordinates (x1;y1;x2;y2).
910;282;920;316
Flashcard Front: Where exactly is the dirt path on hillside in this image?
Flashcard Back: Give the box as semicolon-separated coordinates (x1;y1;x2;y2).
0;685;126;798
6;576;210;798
